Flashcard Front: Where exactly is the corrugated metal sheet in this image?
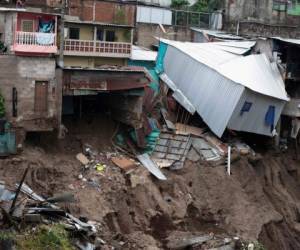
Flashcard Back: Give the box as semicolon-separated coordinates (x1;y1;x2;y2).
228;89;285;136
272;37;300;46
137;6;172;25
130;46;157;61
161;39;288;101
191;28;245;41
219;54;289;101
161;39;289;137
164;45;245;137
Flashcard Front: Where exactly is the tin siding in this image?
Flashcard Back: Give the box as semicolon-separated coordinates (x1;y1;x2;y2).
228;89;285;136
164;46;245;137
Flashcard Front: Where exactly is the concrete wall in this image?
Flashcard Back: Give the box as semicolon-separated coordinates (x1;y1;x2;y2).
135;23;192;49
0;12;16;53
224;0;300;37
64;56;126;68
0;55;61;132
66;23;132;42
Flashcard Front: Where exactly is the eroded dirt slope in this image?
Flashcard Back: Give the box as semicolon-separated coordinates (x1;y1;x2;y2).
1;141;300;249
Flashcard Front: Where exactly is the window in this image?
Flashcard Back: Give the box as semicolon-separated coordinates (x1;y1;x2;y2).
273;0;288;12
265;105;275;132
96;28;104;41
105;30;115;42
21;20;34;32
69;27;80;40
240;101;252;115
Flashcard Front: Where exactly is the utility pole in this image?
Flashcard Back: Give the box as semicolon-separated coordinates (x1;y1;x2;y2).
58;0;65;68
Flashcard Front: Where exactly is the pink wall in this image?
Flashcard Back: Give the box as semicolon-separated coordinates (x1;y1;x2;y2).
16;12;56;32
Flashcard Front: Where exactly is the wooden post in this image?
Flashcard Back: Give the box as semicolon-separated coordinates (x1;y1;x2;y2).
227;146;231;176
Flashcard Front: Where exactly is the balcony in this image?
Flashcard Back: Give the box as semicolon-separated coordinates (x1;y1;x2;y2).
13;31;57;54
64;39;131;58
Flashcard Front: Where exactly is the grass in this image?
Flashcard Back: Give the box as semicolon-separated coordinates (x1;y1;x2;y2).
16;224;74;250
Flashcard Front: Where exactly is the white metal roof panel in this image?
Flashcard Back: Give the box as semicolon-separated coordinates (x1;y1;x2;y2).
161;39;288;101
218;54;289;101
130;46;157;61
272;37;300;46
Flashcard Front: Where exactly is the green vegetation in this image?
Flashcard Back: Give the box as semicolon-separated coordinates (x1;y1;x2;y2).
0;231;15;241
171;0;223;11
16;224;74;250
171;0;189;9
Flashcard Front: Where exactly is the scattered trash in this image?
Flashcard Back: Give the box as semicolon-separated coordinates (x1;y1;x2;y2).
167;235;213;249
95;163;106;172
232;141;254;155
175;123;204;136
76;153;90;165
0;184;15;201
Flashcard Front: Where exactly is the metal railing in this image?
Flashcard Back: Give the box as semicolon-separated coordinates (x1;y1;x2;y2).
64;39;132;57
15;31;56;46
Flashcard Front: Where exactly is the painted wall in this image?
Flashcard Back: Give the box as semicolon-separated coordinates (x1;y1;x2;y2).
228;89;285;136
64;56;126;68
66;24;131;43
0;55;61;133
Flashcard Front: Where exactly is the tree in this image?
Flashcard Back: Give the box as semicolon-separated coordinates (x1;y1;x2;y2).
171;0;189;9
0;91;5;118
191;0;224;12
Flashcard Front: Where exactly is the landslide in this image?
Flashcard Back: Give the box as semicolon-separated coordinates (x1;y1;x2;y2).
1;137;300;249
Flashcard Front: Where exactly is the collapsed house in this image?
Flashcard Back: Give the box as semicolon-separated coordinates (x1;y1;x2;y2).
157;39;289;137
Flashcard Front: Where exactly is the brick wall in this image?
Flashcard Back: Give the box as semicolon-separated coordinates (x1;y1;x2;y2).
68;0;135;26
0;55;61;132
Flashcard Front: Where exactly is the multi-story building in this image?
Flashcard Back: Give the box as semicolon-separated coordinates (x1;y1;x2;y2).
0;7;61;146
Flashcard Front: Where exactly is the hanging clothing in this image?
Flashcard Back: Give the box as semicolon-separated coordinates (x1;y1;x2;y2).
36;33;54;45
38;19;54;33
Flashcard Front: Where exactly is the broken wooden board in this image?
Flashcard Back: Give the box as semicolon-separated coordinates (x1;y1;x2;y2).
111;157;138;172
76;153;89;165
161;108;176;130
175;123;204;136
137;154;167;180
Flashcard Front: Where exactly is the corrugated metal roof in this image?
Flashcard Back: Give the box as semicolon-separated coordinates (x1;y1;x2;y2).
191;28;245;41
161;39;288;101
130;46;157;61
219;54;289;101
272;37;300;45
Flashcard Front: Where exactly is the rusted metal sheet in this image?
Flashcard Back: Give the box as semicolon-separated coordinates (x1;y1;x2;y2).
63;69;150;93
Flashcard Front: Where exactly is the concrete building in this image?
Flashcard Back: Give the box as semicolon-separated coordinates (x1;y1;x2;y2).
0;8;61;145
224;0;300;38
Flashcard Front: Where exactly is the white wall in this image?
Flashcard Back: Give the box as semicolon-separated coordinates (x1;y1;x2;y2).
137;6;172;25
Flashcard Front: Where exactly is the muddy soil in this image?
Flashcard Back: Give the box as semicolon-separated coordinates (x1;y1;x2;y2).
1;133;300;249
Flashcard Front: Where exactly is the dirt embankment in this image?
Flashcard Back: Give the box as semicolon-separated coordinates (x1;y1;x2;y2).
1;141;300;249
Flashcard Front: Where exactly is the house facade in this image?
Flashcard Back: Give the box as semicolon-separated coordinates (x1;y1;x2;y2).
0;8;61;145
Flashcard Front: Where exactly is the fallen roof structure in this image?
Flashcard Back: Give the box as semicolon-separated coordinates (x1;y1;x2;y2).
191;28;245;42
157;39;289;137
